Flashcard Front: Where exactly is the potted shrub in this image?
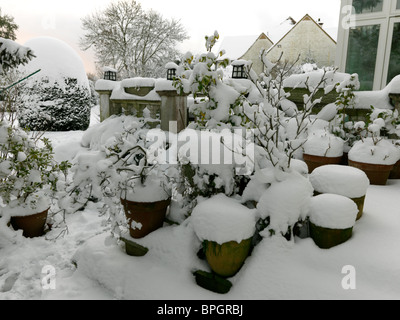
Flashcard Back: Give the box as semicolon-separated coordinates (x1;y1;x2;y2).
302;129;345;173
191;194;256;278
256;171;314;241
309;165;370;220
347;120;400;185
67;119;173;244
0;120;69;238
309;193;358;249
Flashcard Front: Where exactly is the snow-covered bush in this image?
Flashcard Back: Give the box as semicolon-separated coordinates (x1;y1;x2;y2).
0;120;70;218
173;31;239;128
174;128;255;217
17;78;91;131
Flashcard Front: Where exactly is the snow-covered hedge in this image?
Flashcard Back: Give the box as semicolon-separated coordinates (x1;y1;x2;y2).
17;78;91;131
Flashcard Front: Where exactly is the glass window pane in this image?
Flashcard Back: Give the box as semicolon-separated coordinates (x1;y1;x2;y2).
387;22;400;85
352;0;384;14
397;0;400;10
345;24;380;91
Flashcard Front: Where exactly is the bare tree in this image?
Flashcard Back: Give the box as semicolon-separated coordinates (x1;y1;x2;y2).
80;0;188;79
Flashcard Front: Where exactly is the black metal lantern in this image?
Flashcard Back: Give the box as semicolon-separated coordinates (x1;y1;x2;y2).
232;64;247;79
165;62;179;81
167;68;176;80
104;70;117;81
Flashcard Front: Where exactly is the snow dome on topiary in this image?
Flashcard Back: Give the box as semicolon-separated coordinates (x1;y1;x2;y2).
17;36;91;131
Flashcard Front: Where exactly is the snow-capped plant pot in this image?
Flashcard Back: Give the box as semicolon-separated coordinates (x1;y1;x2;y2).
348;138;400;185
202;238;252;278
4;194;51;238
10;209;49;238
121;178;171;239
191;194;256;278
309;194;358;249
309;165;370;220
303;130;344;173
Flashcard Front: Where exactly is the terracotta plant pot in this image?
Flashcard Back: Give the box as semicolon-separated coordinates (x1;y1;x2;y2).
352;195;366;221
121;198;171;239
348;160;394;186
310;222;353;249
204;238;252;278
389;160;400;179
10;208;49;238
303;154;343;173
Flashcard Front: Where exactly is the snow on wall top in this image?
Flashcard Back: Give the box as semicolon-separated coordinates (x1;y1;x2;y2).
110;81;161;101
283;70;349;89
21;36;89;92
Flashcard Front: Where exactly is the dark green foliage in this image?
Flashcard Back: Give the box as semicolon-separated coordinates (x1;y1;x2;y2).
17;78;91;131
0;9;18;40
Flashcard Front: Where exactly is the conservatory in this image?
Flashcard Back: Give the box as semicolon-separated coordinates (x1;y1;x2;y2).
336;0;400;90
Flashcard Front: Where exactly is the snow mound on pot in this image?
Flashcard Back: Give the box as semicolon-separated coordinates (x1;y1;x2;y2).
123;177;170;203
309;194;358;229
257;173;314;235
348;138;400;165
21;36;89;92
303;130;344;157
191;194;256;244
310;165;370;198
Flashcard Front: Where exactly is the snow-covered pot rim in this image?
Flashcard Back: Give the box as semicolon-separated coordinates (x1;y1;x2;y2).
309;194;358;230
309;165;369;198
303;131;344;158
348;138;400;165
121;180;171;203
1;193;50;218
191;194;256;245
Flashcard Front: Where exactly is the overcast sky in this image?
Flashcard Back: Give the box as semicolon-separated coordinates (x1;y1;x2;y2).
2;0;342;74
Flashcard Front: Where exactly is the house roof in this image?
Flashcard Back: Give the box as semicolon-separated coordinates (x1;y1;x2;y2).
266;14;337;54
216;14;337;63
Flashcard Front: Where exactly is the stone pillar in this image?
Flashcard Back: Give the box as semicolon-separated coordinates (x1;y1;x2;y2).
97;90;113;122
156;89;188;133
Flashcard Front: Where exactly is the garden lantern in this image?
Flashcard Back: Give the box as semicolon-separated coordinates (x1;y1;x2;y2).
165;62;179;80
103;67;117;81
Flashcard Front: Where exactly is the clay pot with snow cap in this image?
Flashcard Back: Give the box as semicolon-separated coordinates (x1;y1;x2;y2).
121;176;171;239
309;165;370;220
191;194;256;278
348;138;400;185
309;194;358;249
303;130;344;173
5;194;50;238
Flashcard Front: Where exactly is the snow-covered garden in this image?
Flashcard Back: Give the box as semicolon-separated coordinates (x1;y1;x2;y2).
1;30;400;302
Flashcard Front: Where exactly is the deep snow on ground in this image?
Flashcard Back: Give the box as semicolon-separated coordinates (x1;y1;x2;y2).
1;107;400;300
